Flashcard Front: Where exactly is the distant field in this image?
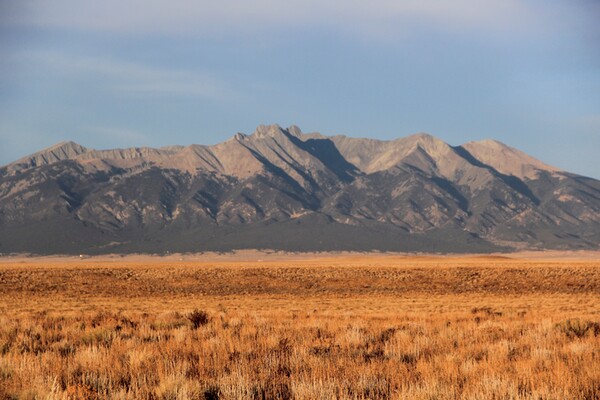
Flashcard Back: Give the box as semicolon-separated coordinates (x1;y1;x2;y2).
1;253;599;399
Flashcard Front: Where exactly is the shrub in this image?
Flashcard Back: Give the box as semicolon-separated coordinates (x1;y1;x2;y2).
204;385;220;400
187;309;210;329
556;319;600;339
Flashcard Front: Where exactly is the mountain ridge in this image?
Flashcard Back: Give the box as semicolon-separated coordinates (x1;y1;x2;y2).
1;124;598;254
3;125;564;179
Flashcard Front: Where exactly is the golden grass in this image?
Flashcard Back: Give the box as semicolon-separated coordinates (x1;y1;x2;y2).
0;255;599;399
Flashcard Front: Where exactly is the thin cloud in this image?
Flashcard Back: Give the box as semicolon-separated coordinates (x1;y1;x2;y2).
18;51;244;101
3;0;559;39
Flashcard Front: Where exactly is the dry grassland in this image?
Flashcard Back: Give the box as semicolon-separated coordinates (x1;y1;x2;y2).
0;253;599;399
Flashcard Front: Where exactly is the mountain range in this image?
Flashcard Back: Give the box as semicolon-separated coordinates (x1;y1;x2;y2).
1;124;599;254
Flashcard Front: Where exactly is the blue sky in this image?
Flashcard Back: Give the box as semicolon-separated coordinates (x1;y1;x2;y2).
1;0;599;178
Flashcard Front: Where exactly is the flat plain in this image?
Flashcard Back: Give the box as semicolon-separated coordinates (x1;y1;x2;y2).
1;251;599;399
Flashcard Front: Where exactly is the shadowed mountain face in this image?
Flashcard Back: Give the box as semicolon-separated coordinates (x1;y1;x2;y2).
1;124;599;254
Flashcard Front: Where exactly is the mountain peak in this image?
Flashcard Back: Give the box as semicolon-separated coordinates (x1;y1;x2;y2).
253;124;284;139
287;125;303;137
6;140;88;173
462;139;562;179
401;132;449;151
250;124;304;140
45;140;88;154
234;132;247;141
404;132;437;141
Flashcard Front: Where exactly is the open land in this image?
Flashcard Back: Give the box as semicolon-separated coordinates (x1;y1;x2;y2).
1;252;599;399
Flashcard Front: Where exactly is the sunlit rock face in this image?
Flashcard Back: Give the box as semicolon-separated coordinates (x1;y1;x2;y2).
1;124;599;254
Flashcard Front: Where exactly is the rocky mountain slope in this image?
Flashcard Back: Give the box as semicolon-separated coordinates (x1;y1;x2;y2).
1;124;598;254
